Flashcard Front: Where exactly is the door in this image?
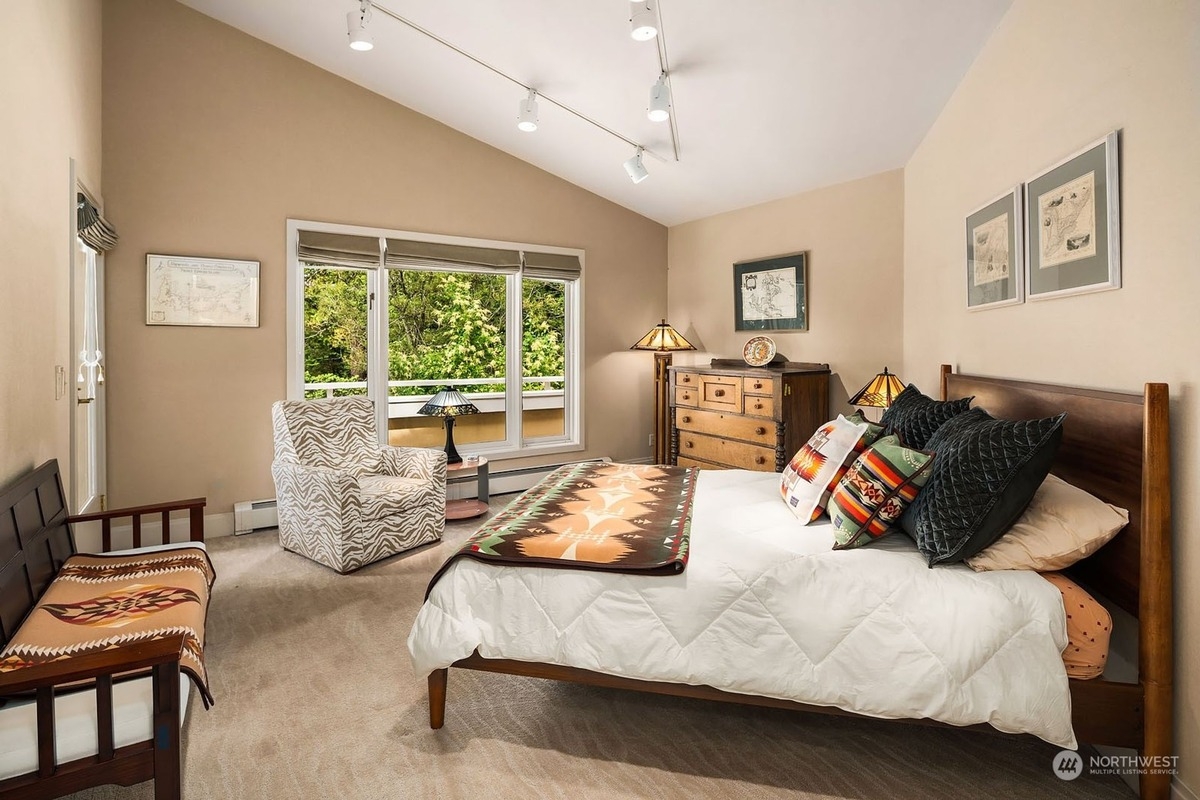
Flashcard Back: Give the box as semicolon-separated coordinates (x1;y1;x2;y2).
71;235;106;513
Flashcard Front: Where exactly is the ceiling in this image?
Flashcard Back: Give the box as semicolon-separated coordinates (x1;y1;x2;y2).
178;0;1012;226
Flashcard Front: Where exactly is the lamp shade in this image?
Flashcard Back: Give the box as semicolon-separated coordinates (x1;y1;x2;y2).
848;368;906;409
417;387;481;417
630;319;696;352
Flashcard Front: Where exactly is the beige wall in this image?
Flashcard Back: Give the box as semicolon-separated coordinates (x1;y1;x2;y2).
904;0;1200;790
667;169;905;408
101;0;667;515
0;1;102;494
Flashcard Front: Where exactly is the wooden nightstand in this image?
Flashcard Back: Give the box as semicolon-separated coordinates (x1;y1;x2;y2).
446;458;490;520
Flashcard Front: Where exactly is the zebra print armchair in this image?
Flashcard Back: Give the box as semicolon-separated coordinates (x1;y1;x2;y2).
270;397;447;573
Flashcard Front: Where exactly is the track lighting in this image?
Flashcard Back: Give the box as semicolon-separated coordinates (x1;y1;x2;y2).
624;147;649;184
347;1;373;51
630;0;658;41
517;89;539;132
648;74;671;122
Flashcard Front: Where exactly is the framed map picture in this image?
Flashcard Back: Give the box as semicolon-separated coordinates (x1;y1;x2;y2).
1024;131;1120;301
965;185;1024;310
146;254;260;327
733;251;807;332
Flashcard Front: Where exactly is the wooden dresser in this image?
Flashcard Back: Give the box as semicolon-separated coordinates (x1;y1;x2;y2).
669;360;830;472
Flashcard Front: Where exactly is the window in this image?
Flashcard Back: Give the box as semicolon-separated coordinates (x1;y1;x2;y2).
287;221;582;459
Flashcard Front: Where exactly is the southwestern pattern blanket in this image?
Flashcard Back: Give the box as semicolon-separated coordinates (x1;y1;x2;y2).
0;547;216;706
427;462;697;595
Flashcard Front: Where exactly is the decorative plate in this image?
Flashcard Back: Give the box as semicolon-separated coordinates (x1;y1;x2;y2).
742;336;777;367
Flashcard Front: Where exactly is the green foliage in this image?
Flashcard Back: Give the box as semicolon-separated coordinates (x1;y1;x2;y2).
303;267;566;397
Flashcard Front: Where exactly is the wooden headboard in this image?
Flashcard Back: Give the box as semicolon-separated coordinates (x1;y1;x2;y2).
0;460;76;648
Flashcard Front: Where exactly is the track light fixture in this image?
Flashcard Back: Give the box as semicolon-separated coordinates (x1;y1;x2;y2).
630;0;658;41
517;89;539;132
347;0;373;51
648;74;671;122
624;147;650;184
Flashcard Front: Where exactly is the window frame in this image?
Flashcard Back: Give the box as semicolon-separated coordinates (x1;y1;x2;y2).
286;219;583;460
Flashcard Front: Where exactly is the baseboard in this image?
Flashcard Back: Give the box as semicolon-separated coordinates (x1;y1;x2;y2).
1175;776;1199;800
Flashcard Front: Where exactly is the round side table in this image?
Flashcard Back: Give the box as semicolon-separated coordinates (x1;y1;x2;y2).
445;457;489;520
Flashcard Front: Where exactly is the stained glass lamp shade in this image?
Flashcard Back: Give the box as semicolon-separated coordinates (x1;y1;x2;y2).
848;368;906;409
417;387;480;464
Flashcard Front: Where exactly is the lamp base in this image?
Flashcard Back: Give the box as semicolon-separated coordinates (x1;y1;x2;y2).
443;417;462;465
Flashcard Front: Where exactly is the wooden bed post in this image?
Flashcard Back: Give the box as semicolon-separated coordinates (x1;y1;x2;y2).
938;363;952;401
1139;382;1173;800
428;669;448;730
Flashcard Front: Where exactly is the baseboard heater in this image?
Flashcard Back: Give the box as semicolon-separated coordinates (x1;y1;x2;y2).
235;456;617;534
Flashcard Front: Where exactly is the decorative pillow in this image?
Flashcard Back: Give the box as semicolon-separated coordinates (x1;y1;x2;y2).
879;384;973;450
780;415;881;523
900;407;1066;566
829;435;934;550
965;474;1129;571
1042;571;1112;680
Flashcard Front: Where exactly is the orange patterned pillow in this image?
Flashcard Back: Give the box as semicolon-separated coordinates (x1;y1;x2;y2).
780;415;882;523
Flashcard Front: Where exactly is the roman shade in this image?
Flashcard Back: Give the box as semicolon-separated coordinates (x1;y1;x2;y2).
385;238;521;274
297;231;382;268
522;251;582;281
76;193;118;253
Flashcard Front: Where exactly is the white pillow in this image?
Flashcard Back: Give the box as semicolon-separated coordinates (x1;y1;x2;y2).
780;415;875;523
965;474;1129;571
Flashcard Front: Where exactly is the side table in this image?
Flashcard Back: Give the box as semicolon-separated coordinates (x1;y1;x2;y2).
445;457;489;520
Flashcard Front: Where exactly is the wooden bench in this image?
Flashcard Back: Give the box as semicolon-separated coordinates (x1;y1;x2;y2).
0;460;206;800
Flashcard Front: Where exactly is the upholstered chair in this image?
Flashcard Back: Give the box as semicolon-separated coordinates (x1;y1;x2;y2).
270;396;447;573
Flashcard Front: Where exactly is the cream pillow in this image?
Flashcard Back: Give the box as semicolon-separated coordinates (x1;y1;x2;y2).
965;474;1129;571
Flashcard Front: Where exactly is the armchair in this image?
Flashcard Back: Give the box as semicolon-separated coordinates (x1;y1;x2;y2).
270;397;447;573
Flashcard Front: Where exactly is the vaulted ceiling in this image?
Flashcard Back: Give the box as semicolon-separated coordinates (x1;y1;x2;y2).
179;0;1012;225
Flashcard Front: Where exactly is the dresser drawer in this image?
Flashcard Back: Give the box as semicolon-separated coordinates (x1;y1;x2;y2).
675;371;700;389
675;386;698;407
698;375;742;413
676;456;724;470
743;394;775;418
676;408;776;446
743;375;774;395
676;431;775;471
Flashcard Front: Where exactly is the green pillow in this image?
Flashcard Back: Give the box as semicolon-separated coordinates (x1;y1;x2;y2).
829;435;934;550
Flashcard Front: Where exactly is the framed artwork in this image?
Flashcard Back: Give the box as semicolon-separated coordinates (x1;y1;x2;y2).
146;254;260;327
733;251;807;331
965;185;1024;310
1024;131;1120;301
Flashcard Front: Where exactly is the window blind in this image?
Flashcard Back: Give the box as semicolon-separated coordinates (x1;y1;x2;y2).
76;193;118;253
297;231;382;268
384;238;521;273
522;251;582;281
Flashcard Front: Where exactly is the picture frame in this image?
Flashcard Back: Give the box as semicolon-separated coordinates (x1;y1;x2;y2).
965;185;1024;310
1024;131;1120;301
733;251;807;332
146;254;260;327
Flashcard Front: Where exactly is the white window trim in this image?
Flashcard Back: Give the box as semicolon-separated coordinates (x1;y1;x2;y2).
285;218;584;460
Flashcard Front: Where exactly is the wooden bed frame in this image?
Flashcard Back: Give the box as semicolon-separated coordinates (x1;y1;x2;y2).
427;365;1174;800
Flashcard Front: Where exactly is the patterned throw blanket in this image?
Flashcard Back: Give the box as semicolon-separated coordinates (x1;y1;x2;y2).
427;462;697;595
0;547;216;707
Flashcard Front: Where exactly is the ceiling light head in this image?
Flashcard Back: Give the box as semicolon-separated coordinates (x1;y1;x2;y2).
624;147;649;184
648;74;671;122
347;2;373;51
630;0;658;41
517;89;539;132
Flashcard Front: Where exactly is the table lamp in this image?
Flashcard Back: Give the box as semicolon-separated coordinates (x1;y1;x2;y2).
630;319;696;464
417;387;480;465
848;367;906;420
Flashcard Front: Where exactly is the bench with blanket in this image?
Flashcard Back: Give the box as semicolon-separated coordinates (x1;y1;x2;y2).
0;460;210;800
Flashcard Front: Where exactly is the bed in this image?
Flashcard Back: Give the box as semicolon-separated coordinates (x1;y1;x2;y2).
408;365;1173;799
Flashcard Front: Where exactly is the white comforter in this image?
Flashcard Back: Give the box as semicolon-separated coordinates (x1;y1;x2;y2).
408;469;1076;748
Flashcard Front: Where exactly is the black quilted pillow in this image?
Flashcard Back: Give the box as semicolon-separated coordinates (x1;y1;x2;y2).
899;407;1066;566
879;384;973;450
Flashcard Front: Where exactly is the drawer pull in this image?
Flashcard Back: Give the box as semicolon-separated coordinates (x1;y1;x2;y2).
681;375;692;383
681;416;691;423
755;426;767;435
714;389;725;397
684;441;694;449
755;456;767;465
753;382;763;389
754;403;763;410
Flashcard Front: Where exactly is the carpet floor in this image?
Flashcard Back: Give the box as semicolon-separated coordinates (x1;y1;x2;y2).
64;498;1133;799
